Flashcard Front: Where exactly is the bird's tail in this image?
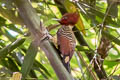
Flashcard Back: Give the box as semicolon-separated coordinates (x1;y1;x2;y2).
51;43;72;73
62;55;71;73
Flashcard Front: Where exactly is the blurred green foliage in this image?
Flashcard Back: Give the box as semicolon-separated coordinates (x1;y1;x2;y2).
0;0;120;80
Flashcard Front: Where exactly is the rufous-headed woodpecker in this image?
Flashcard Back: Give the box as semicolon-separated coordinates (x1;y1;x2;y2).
57;12;79;73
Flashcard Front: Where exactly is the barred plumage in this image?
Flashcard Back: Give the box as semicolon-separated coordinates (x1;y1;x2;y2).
57;25;76;72
57;25;75;43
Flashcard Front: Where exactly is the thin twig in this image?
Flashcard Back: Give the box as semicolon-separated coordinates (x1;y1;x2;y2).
77;51;97;80
108;64;119;77
74;52;86;80
101;1;115;26
47;24;60;31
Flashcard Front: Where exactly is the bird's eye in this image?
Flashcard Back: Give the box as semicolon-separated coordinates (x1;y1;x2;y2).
63;16;67;20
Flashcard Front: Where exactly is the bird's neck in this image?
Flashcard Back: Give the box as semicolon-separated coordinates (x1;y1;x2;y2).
62;25;74;31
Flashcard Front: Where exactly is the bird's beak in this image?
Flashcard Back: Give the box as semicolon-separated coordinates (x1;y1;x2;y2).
52;18;61;22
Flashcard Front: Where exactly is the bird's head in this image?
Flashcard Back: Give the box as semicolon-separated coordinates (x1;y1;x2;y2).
58;12;79;26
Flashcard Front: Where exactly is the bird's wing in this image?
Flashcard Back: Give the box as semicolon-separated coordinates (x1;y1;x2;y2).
57;34;73;56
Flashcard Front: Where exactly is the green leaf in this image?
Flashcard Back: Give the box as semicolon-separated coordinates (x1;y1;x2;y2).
0;16;6;26
76;45;90;51
107;0;118;18
0;38;25;58
34;61;51;77
8;24;23;34
102;31;120;45
21;41;38;80
0;57;19;72
1;27;16;42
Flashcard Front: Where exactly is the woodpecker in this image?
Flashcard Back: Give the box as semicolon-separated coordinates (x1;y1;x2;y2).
57;12;79;72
